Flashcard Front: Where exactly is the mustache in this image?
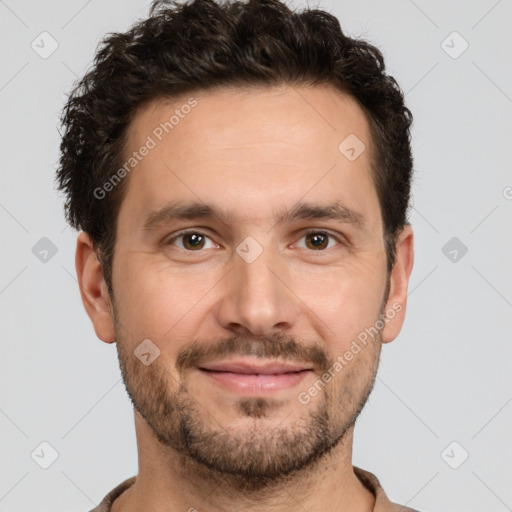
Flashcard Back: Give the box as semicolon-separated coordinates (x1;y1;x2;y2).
175;332;331;374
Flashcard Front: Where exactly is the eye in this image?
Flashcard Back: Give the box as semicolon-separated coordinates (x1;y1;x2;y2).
166;230;218;251
295;231;341;251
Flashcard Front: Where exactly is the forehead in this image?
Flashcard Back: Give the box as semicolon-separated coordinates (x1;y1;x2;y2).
118;84;379;231
128;84;370;153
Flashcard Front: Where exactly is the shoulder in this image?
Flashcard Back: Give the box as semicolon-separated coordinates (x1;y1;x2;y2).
88;476;136;512
353;466;423;512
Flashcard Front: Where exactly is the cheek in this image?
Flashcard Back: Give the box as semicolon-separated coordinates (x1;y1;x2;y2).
287;257;386;346
113;255;221;341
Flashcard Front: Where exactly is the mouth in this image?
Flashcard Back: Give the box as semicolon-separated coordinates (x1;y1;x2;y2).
198;359;314;394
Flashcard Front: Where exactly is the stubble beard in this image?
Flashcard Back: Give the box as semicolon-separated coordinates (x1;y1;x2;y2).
114;312;381;491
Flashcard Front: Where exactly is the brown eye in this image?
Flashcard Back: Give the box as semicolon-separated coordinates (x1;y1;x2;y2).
305;232;329;250
167;231;216;251
182;233;205;250
296;231;341;251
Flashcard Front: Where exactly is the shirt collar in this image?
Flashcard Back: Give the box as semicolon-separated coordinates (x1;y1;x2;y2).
353;466;419;512
91;467;418;512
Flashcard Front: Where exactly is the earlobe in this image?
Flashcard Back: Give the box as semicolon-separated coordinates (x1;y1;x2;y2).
381;224;414;344
75;231;116;344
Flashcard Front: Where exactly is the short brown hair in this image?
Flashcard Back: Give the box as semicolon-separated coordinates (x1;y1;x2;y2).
56;0;414;293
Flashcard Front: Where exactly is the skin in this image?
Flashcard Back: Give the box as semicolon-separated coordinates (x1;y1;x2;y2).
76;84;414;512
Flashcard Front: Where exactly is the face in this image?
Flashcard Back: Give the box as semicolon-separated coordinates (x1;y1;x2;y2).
79;84;413;486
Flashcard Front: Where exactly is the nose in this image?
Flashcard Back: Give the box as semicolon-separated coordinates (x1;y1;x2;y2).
215;244;300;337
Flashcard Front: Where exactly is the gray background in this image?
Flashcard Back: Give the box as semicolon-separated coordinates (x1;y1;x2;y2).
1;0;511;510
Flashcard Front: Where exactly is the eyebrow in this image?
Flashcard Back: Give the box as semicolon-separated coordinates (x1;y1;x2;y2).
142;200;366;231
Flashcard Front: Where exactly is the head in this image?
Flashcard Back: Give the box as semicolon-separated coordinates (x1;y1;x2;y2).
57;0;414;487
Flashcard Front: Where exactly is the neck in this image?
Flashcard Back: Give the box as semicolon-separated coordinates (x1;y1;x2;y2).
112;411;375;512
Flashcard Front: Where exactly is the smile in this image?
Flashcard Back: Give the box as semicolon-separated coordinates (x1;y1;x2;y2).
198;360;313;394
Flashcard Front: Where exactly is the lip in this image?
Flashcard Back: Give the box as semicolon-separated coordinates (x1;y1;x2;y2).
198;359;314;394
199;360;313;374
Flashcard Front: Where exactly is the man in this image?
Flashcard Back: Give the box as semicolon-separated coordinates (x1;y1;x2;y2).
56;0;417;510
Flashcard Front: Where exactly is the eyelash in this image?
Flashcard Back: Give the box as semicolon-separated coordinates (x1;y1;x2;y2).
164;229;345;251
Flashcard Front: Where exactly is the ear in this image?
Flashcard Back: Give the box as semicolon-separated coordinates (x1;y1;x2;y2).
381;224;414;344
75;231;116;344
